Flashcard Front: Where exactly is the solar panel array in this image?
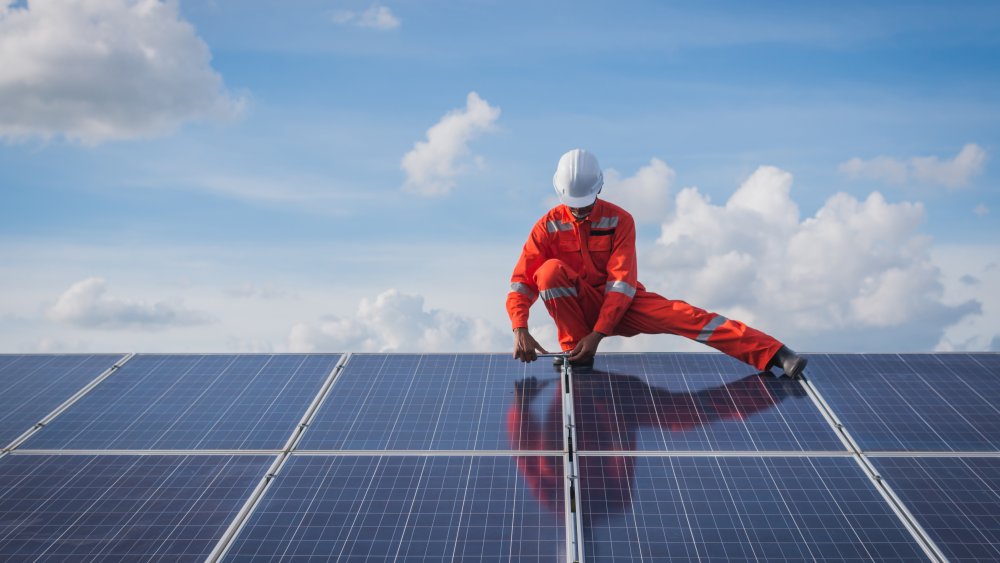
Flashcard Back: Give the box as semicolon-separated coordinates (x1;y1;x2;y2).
0;351;997;561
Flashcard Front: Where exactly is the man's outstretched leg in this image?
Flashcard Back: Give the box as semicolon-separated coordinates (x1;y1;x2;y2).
615;290;806;377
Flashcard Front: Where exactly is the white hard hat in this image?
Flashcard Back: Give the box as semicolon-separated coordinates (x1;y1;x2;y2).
553;149;603;208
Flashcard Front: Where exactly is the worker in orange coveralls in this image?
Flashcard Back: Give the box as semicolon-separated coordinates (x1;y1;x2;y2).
507;369;803;515
508;149;807;377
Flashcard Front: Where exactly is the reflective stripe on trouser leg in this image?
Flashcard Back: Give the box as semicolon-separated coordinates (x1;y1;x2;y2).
533;259;602;352
613;291;784;371
696;314;728;343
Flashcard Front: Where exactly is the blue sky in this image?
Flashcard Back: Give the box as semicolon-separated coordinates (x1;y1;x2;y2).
0;0;997;354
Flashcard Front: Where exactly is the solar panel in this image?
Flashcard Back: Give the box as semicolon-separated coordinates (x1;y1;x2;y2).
0;354;122;448
19;354;340;450
574;354;844;452
223;454;565;561
298;354;563;451
579;455;929;562
870;456;1000;562
0;454;272;562
807;354;1000;451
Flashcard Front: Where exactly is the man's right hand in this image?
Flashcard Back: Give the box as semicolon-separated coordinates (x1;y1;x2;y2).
513;328;548;362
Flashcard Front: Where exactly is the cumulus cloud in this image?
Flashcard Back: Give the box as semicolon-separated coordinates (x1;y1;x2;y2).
645;166;980;351
839;143;986;189
46;277;213;330
601;158;675;224
332;4;400;30
401;92;500;196
0;0;243;143
288;289;507;353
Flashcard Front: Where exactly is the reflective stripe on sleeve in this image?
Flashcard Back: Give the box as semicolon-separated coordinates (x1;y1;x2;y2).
510;282;538;300
592;216;619;230
546;221;574;233
539;286;578;301
605;280;637;298
696;315;728;343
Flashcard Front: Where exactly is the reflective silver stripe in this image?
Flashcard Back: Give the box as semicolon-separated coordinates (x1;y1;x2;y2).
605;280;636;298
509;282;537;300
539;286;578;301
546;221;574;233
696;315;728;343
592;216;619;229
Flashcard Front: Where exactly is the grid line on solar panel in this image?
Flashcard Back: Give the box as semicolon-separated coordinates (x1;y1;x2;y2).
0;354;124;450
298;354;565;451
222;454;566;561
573;354;845;452
870;456;1000;562
807;353;1000;452
19;354;342;451
579;455;931;562
0;454;273;562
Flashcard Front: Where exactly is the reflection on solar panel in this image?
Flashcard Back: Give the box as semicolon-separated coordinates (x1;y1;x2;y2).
579;455;928;562
0;454;271;562
21;354;340;450
871;456;1000;562
299;354;563;451
223;455;565;561
575;354;843;451
808;354;1000;451
0;354;122;448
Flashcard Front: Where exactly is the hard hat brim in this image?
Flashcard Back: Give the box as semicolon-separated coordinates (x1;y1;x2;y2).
557;191;599;208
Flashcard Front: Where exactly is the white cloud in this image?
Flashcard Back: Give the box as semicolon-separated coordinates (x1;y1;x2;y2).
46;277;213;330
974;203;990;217
0;0;242;143
646;166;981;352
288;289;507;353
223;282;294;301
401;92;501;196
601;158;675;224
332;4;400;30
839;143;986;189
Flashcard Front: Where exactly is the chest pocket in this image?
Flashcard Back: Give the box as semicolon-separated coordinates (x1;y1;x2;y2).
588;233;613;252
557;232;580;253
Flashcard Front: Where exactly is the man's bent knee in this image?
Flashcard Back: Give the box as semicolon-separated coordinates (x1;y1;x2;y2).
533;259;575;289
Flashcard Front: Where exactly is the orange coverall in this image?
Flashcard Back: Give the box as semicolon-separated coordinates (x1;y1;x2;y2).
506;199;783;371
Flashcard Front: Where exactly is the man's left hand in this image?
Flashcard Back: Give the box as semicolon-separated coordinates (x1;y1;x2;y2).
568;331;605;363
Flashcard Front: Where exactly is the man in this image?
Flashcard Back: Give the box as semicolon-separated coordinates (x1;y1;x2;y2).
507;149;807;377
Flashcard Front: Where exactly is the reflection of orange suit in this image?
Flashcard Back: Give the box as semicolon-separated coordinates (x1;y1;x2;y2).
506;199;782;370
507;371;786;515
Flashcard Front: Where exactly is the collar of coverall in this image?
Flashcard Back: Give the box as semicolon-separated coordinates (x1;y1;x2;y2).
563;197;606;224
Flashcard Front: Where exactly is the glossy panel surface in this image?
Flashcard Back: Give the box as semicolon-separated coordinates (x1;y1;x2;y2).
0;354;122;448
299;354;563;451
574;354;843;452
809;354;1000;451
0;454;271;562
224;455;565;561
872;456;1000;562
580;455;928;562
21;354;340;450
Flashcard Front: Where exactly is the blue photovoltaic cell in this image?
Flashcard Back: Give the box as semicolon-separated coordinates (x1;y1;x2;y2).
808;354;1000;451
0;454;272;562
224;455;565;561
580;455;928;562
574;354;844;452
20;354;341;450
299;354;563;451
871;456;1000;562
0;354;122;448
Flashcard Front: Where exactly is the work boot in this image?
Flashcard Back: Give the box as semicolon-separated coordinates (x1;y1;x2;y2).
770;346;807;379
